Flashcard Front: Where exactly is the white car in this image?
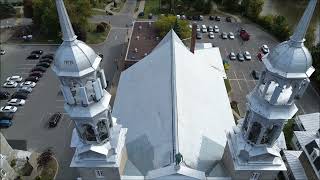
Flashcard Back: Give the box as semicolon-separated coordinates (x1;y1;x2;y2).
201;25;207;33
20;81;36;88
244;51;252;60
261;44;269;54
208;32;214;39
0;106;17;113
6;76;23;82
229;52;236;60
7;99;25;106
3;81;18;88
0;49;5;55
213;25;219;33
228;32;235;39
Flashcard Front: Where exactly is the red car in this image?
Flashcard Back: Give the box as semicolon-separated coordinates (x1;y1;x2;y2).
240;29;250;41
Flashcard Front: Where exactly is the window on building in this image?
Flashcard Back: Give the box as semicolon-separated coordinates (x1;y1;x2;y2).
296;141;302;150
82;124;96;142
250;172;261;180
95;170;104;178
97;120;109;142
248;122;262;144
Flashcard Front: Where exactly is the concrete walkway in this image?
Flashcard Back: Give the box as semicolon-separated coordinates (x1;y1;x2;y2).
134;0;145;18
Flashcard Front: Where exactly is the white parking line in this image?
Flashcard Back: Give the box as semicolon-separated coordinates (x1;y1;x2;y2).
55;99;65;102
39;112;47;123
242;72;251;90
16;67;30;70
233;72;242;91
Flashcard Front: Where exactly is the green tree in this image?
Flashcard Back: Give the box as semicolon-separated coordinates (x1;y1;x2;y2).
223;0;240;12
311;43;320;81
305;24;316;48
0;2;16;19
33;0;92;39
155;15;191;39
272;15;291;41
173;19;181;37
257;15;273;31
241;0;264;19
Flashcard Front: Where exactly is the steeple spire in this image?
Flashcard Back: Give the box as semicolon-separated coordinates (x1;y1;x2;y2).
55;0;77;41
289;0;317;45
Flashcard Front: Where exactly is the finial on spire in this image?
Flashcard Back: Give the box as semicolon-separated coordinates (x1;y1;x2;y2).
290;0;317;45
56;0;77;41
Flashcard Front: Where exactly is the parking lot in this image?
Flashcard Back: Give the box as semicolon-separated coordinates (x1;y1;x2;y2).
0;44;79;178
192;16;320;116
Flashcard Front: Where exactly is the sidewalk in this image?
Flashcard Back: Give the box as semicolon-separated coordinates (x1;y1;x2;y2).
134;0;145;18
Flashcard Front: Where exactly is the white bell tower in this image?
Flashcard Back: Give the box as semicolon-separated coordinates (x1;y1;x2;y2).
222;0;317;179
53;0;127;179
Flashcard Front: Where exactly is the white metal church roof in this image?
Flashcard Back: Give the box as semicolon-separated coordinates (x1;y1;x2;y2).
113;30;235;176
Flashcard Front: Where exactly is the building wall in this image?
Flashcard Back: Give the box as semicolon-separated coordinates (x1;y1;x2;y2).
77;145;128;180
222;141;280;180
299;151;318;180
291;134;302;150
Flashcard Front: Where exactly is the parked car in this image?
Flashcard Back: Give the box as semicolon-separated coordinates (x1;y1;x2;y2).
240;28;250;41
215;16;221;21
196;32;202;39
6;76;23;82
0;112;14;120
11;92;28;100
229;52;236;60
17;86;32;93
3;81;18;88
30;66;46;73
207;26;213;32
31;50;43;55
27;54;40;60
138;12;144;17
0;120;12;128
7;99;25;106
0;91;10;100
49;112;62;128
0;49;5;55
252;70;260;80
228;32;235;39
36;62;50;68
0;106;17;113
208;32;214;39
20;81;36;88
237;53;245;61
196;25;201;32
201;25;207;33
209;15;214;20
213;25;219;33
226;17;232;22
261;44;269;54
29;71;43;78
39;58;53;64
186;16;192;20
244;51;252;60
41;54;54;59
221;32;228;39
25;76;39;83
198;15;203;21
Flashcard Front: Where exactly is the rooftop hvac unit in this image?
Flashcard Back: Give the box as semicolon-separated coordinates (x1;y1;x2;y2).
138;25;142;30
148;22;152;27
136;36;140;40
156;37;159;41
134;48;138;53
144;53;148;56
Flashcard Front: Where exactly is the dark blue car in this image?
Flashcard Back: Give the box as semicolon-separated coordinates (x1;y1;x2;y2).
0;119;12;128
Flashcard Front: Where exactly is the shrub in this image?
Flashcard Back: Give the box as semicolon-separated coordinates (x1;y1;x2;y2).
10;159;16;167
96;23;106;33
34;175;42;180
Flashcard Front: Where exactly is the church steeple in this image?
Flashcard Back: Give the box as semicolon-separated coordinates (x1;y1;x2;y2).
289;0;317;46
55;0;77;41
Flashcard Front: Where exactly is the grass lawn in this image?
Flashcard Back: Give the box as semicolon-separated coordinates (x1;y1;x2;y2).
39;159;57;180
86;23;110;44
143;0;159;18
224;79;231;94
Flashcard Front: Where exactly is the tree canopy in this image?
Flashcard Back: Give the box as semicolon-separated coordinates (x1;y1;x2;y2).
0;2;16;19
155;15;191;39
241;0;264;19
32;0;92;39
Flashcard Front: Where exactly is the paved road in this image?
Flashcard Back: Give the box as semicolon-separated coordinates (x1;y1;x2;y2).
0;0;137;179
195;16;320;116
